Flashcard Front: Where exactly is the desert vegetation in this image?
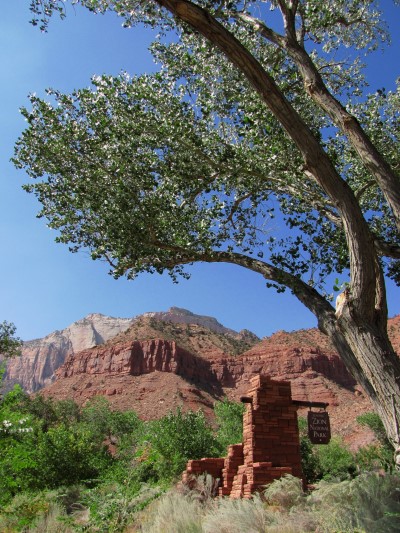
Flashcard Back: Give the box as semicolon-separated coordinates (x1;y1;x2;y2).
0;385;398;532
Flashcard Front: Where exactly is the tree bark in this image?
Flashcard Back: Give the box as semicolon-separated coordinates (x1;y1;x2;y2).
336;304;400;452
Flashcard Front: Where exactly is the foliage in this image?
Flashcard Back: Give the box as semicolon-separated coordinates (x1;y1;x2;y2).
297;416;322;484
141;491;204;533
263;474;304;509
314;437;357;481
310;472;400;533
135;408;219;482
33;423;112;488
1;389;399;531
0;321;22;359
17;0;399;287
0;391;114;504
0;491;57;532
80;481;162;533
214;398;244;453
356;412;394;472
81;395;142;440
298;417;359;483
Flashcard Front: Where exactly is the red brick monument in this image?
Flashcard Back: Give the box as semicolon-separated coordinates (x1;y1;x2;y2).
182;375;304;498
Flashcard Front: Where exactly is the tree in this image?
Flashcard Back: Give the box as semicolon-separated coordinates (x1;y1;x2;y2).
18;1;400;458
136;408;218;481
0;322;22;360
214;399;244;452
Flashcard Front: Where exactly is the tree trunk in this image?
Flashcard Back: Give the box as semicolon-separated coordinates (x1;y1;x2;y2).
333;304;400;463
197;251;400;457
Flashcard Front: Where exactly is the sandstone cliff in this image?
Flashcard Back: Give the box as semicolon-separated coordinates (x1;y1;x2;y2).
4;313;134;392
9;310;400;449
3;307;259;393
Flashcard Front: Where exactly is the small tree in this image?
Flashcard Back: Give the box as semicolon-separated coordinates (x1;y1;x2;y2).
214;399;244;453
136;408;218;481
0;322;22;360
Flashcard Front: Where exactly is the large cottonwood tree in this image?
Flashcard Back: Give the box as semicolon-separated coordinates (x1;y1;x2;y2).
19;1;400;458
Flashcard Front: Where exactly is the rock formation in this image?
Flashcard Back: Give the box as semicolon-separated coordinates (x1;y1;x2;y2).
4;313;134;392
40;314;385;448
3;307;258;393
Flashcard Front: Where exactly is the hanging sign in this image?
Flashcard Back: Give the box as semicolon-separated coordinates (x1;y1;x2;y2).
307;411;331;444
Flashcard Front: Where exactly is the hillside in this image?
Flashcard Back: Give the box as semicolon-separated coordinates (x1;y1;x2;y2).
6;309;400;449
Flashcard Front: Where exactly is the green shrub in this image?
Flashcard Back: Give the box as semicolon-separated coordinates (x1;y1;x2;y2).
81;396;142;441
136;408;219;482
315;437;357;481
33;423;112;488
299;432;321;484
81;481;162;532
356;412;394;472
298;417;356;482
214;399;244;453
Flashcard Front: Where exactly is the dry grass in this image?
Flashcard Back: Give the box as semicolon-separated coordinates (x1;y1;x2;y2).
26;503;72;533
140;492;203;533
137;473;400;533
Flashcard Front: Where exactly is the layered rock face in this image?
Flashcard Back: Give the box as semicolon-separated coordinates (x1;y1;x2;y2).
55;335;354;398
4;313;134;392
4;307;258;394
58;338;222;395
9;309;400;449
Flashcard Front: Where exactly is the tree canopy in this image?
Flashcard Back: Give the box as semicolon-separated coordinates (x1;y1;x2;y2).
0;322;22;359
17;1;400;454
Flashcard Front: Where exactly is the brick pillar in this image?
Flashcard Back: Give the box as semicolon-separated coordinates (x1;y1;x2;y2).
182;375;304;499
230;375;303;498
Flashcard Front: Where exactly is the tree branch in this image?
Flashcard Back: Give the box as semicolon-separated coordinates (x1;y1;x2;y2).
154;0;386;321
235;13;285;48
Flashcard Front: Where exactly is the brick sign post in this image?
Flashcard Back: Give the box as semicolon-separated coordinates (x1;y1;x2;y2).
307;411;331;444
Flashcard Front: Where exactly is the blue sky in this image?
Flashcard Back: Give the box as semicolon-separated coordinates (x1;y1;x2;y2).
1;2;399;340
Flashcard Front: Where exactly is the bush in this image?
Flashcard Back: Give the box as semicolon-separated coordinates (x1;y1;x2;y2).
299;431;321;484
310;472;400;533
214;399;244;453
33;423;112;488
0;491;57;532
81;481;162;533
135;408;219;482
356;412;394;472
297;417;357;482
81;396;142;441
141;491;203;533
315;438;357;481
264;474;304;509
139;472;400;533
